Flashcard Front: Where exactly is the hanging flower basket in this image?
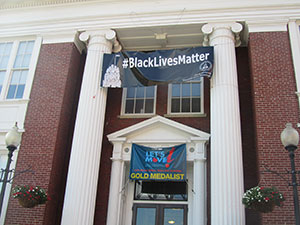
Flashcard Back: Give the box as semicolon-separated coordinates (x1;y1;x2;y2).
17;197;39;208
250;200;275;213
242;186;285;213
12;185;49;208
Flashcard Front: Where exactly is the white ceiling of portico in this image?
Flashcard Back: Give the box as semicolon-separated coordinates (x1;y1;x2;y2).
115;24;207;51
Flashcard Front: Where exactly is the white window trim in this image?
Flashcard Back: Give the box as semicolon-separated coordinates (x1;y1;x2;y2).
0;36;42;101
120;86;157;118
166;78;205;116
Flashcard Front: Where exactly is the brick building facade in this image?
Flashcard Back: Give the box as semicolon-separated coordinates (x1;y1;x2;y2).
0;1;300;225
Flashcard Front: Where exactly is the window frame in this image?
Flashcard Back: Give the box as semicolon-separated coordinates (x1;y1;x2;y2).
132;203;188;225
120;85;157;117
167;77;204;116
0;37;41;101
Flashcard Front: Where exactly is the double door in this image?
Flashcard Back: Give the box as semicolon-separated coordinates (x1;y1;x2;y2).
132;204;187;225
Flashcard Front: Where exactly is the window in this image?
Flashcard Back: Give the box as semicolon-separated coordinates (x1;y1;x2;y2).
7;41;34;99
168;77;203;115
0;40;36;100
132;204;187;225
134;180;187;201
121;86;156;115
0;43;13;95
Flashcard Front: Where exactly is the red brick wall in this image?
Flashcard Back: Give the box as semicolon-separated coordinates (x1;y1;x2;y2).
5;43;84;225
249;31;299;225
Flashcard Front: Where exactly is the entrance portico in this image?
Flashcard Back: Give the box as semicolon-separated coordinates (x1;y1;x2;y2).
106;115;210;225
61;22;246;225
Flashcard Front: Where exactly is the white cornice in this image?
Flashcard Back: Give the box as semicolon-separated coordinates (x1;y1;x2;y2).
0;0;299;41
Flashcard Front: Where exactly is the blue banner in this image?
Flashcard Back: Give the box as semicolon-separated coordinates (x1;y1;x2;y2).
129;144;186;181
101;47;213;88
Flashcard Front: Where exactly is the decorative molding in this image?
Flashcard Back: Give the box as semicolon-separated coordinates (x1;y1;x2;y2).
202;22;243;47
247;19;288;32
0;0;97;9
42;30;85;53
79;29;122;52
0;1;299;40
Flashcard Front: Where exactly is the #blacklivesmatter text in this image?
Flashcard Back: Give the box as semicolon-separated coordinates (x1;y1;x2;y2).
122;53;210;69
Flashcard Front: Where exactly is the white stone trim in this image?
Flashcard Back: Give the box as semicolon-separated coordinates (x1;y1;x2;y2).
288;21;300;110
0;1;300;40
248;19;288;33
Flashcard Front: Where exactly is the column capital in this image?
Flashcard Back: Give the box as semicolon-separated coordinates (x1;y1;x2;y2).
202;22;243;47
79;29;122;52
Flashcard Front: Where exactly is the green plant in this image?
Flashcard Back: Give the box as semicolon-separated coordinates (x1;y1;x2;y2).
242;186;285;213
12;185;49;207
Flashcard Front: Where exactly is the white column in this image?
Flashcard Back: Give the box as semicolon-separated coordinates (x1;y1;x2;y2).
202;23;245;225
192;141;206;225
61;30;116;225
106;140;125;225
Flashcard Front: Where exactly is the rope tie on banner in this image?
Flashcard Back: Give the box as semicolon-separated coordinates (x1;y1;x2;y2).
185;179;195;194
120;178;130;194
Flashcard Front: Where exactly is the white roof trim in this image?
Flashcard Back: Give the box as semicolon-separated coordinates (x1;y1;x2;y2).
107;115;210;141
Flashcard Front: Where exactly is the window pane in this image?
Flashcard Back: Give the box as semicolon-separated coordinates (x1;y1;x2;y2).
182;83;190;97
7;85;16;99
127;87;135;98
26;41;34;53
0;71;5;85
0;43;4;52
135;99;144;113
163;208;184;225
145;86;154;97
0;56;9;69
192;83;200;97
14;55;23;68
145;99;154;113
136;208;156;225
22;54;31;67
192;98;201;112
125;100;134;113
11;71;21;84
172;84;180;97
0;71;5;95
136;87;145;98
182;98;190;112
19;70;28;84
0;42;13;69
171;99;180;113
15;84;25;98
17;42;27;54
0;43;12;54
14;41;34;68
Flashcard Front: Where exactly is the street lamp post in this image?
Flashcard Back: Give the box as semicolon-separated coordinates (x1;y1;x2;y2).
281;123;300;225
0;123;21;216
